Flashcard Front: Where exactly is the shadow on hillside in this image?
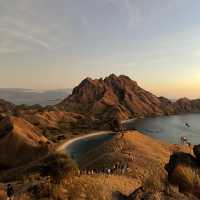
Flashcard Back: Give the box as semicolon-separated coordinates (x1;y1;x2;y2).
112;191;127;200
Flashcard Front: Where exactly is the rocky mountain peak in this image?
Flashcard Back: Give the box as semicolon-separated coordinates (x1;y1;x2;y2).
39;73;200;120
57;74;166;119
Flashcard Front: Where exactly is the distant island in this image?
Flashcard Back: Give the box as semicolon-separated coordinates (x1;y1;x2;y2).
0;88;71;106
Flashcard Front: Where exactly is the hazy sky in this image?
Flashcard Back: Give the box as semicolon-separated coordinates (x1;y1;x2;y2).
0;0;200;99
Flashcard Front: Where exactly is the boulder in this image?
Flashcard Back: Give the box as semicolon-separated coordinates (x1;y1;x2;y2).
165;152;198;177
193;145;200;162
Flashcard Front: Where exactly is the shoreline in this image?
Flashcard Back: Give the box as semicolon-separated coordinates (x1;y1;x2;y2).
57;131;115;153
57;119;138;154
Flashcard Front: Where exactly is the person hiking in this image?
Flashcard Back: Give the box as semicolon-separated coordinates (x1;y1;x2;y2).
110;118;123;132
7;184;14;200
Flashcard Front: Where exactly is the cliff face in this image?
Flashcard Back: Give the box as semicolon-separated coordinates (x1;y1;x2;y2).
58;74;200;120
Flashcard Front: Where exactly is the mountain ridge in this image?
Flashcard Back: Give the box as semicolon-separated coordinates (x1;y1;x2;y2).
57;74;200;120
1;74;200;121
57;74;200;119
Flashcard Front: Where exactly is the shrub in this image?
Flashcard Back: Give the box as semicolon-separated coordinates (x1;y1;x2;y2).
39;153;78;183
15;194;32;200
65;180;105;200
173;164;200;195
51;184;63;200
143;176;162;192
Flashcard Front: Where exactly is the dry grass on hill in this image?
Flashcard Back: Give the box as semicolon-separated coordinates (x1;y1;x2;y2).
172;164;200;197
62;174;140;200
0;173;140;200
80;131;192;181
0;130;194;200
0;116;48;168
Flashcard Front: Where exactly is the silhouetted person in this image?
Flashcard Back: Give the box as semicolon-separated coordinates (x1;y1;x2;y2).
110;118;123;132
7;184;14;200
187;142;191;147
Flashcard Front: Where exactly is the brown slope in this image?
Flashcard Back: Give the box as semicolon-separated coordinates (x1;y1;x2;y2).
21;111;83;130
0;116;48;168
57;74;174;120
80;131;191;178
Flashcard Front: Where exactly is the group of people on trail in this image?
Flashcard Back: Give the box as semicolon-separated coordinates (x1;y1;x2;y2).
79;162;129;176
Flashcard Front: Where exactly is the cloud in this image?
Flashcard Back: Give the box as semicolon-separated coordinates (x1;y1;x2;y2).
106;0;182;30
124;0;143;29
106;0;143;29
0;27;51;53
11;31;50;49
0;1;68;53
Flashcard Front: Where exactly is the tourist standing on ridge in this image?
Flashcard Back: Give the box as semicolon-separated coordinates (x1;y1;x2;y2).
6;184;14;200
110;118;123;132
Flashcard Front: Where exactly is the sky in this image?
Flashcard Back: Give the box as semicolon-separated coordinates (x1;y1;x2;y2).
0;0;200;99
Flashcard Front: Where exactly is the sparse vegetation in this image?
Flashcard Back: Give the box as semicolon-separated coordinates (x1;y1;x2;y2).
39;153;78;183
143;175;162;192
50;183;64;200
15;194;32;200
173;164;200;196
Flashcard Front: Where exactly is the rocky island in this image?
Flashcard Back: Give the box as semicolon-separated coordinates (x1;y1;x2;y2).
0;74;199;199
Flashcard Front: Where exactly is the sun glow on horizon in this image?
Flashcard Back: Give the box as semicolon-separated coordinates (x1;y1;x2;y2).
0;0;200;99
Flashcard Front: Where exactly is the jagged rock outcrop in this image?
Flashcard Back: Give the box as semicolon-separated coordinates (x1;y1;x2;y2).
0;116;48;168
58;74;169;120
58;74;200;120
193;145;200;162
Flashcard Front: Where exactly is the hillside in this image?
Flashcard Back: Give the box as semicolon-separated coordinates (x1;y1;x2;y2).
0;116;48;168
79;131;191;181
0;131;196;200
0;74;199;199
72;131;196;199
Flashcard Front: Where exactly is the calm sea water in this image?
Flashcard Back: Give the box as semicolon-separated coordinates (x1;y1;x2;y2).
66;133;115;164
132;114;200;145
